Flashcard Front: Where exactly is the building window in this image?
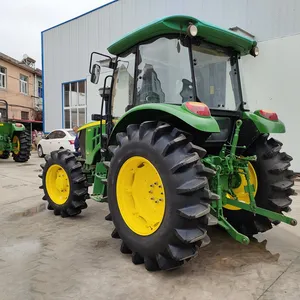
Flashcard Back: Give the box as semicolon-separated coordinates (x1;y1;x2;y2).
21;111;29;120
20;74;28;94
38;81;42;98
0;66;6;89
63;80;86;129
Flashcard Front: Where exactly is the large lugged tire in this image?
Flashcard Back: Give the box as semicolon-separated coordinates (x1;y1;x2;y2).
107;121;218;271
39;149;89;217
224;134;296;235
0;151;10;159
12;130;31;162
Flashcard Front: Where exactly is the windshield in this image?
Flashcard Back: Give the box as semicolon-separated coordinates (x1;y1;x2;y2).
67;130;76;137
136;36;242;110
192;42;241;110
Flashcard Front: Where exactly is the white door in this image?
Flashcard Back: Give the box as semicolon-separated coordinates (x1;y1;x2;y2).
42;131;57;154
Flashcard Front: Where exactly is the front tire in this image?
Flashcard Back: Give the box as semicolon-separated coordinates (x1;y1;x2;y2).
12;130;31;162
39;149;88;217
224;134;296;235
107;121;218;271
0;151;10;159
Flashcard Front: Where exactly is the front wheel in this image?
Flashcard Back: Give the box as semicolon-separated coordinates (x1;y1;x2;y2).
107;121;218;271
39;149;88;217
0;151;10;159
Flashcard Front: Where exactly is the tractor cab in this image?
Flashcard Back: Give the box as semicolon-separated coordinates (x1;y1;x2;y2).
88;15;260;155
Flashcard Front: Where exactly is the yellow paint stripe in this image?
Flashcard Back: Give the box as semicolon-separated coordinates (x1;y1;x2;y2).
78;119;119;131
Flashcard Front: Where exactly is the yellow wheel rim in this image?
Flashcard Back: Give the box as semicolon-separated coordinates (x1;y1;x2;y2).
45;164;70;205
0;151;3;155
12;136;20;155
116;156;166;236
225;162;258;211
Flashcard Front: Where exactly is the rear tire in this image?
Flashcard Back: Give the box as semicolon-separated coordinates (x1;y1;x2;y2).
12;131;31;162
39;149;88;217
107;121;218;271
0;151;10;159
224;134;296;235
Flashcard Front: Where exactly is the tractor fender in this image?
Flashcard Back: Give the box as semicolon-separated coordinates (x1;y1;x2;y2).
243;111;285;134
12;123;26;132
109;103;220;144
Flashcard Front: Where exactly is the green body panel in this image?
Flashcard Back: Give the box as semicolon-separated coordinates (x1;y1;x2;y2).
243;111;285;133
12;123;26;132
110;103;220;140
91;162;107;202
0;122;25;152
79;121;106;165
108;15;257;56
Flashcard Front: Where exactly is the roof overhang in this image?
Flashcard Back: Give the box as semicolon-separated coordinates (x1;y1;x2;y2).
108;15;257;57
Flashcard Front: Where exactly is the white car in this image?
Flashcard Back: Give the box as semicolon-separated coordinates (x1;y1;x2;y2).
37;129;76;157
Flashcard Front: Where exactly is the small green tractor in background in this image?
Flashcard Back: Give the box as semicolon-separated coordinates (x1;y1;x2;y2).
40;15;297;272
0;99;31;162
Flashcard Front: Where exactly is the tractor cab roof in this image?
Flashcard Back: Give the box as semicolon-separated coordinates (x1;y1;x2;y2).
107;15;257;57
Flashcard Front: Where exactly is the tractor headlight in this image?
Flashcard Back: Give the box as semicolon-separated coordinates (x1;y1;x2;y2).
187;24;198;37
250;46;259;57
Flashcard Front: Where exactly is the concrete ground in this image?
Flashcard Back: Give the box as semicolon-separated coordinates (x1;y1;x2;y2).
0;153;300;300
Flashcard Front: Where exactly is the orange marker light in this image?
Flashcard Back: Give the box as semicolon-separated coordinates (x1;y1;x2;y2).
259;110;278;121
184;102;211;117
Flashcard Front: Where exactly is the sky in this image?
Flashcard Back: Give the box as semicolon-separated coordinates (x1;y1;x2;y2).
1;0;112;69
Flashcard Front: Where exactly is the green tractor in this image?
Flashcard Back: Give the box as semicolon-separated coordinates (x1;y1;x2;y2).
0;99;31;162
39;15;297;271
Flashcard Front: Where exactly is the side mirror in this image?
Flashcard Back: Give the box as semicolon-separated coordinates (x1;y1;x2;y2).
91;64;101;84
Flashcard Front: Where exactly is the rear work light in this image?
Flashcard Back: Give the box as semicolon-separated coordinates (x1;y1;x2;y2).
259;109;278;121
69;140;75;145
184;101;211;117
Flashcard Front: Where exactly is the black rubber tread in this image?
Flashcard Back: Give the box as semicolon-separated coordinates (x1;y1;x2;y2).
156;253;183;270
161;134;188;157
126;124;139;140
170;152;200;173
178;203;210;219
167;244;197;261
224;134;296;235
185;142;207;158
73;175;86;184
12;130;31;162
0;150;10;159
107;121;217;272
111;228;120;239
132;252;144;265
39;149;88;217
120;242;132;254
175;227;207;243
105;213;112;221
144;257;160;272
176;178;208;194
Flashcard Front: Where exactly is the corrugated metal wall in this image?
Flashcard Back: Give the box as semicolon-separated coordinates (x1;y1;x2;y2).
43;0;300;169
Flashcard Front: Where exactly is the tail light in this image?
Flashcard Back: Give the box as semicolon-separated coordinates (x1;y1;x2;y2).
259;110;278;121
184;101;211;117
69;140;75;145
